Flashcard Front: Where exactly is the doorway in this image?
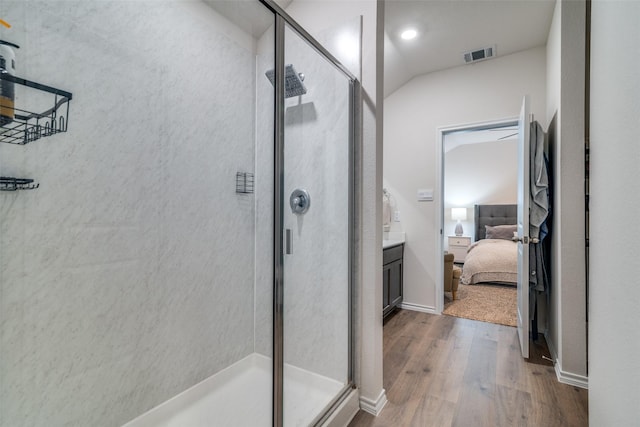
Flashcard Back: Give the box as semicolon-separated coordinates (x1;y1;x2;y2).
435;118;519;318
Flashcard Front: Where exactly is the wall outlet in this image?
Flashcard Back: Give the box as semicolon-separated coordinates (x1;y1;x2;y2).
393;211;401;222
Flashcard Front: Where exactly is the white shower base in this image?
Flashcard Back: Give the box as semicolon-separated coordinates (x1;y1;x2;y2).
123;353;345;427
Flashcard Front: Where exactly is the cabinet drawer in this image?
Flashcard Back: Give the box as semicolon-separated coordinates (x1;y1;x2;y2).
383;244;404;264
448;237;471;247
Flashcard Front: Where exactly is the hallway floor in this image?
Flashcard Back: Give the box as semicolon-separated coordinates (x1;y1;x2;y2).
349;310;588;427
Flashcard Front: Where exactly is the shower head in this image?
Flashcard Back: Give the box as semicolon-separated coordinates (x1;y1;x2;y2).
265;64;307;98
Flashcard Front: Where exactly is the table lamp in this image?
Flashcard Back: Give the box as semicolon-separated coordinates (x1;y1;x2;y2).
451;208;467;236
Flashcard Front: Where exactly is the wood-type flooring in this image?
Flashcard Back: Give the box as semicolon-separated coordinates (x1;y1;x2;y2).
349;310;588;427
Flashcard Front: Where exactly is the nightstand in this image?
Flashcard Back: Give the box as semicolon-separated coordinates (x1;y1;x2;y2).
448;236;471;263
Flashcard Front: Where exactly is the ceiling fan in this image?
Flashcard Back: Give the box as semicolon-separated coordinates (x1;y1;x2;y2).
489;127;518;140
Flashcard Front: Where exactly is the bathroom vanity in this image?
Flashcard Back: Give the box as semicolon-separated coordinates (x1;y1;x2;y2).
383;240;404;319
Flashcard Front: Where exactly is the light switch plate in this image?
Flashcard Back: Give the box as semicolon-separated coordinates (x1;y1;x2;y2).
417;189;433;201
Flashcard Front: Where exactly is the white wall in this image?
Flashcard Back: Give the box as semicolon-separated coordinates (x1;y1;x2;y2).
384;47;546;311
281;0;386;413
0;2;262;426
545;0;588;386
589;1;640;424
443;139;517;242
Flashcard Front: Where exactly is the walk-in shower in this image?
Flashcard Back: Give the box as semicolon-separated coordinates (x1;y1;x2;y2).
0;1;359;426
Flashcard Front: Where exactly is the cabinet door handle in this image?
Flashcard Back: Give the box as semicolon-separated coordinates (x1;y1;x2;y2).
285;229;292;254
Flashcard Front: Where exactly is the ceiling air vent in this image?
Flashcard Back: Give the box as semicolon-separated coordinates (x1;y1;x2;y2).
463;46;496;64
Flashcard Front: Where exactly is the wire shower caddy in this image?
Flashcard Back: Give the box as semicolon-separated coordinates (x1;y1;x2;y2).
0;71;73;190
0;73;72;145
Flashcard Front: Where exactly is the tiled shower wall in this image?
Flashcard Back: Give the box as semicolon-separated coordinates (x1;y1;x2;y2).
0;2;260;426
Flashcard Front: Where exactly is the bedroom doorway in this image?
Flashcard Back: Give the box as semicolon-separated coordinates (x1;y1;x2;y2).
435;117;519;322
436;95;534;360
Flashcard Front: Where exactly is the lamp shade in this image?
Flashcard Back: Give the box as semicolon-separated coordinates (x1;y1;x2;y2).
451;208;467;221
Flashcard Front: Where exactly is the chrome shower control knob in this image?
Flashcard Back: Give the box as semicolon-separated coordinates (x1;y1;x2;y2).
290;189;311;214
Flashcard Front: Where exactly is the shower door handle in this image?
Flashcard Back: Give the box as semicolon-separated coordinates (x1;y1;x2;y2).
290;189;311;215
285;229;292;254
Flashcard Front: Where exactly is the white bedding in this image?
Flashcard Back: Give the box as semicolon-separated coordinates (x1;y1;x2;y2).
460;239;517;285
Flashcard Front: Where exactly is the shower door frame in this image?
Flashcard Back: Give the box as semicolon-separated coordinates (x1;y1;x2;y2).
259;1;360;426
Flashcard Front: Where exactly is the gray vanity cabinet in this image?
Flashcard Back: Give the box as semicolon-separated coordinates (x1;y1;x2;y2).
383;243;404;318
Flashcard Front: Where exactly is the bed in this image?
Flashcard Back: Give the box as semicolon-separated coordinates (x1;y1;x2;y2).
459;204;518;285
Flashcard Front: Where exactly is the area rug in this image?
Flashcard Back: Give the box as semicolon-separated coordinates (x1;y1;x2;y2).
443;283;517;327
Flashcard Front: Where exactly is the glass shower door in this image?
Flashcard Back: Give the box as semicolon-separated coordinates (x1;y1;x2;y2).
280;23;354;426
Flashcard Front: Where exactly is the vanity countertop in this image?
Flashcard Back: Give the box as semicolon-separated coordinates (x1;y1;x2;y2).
383;231;406;249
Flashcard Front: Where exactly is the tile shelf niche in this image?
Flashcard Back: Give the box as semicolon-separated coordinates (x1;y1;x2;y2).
0;73;72;145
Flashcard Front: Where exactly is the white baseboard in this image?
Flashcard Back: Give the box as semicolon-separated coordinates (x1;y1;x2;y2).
399;302;437;314
359;389;387;416
544;332;589;390
554;363;589;389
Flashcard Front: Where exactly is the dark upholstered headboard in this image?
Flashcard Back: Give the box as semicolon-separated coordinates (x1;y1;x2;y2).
474;204;517;241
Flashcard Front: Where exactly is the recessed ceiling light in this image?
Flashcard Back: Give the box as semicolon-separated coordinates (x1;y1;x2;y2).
400;29;417;40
